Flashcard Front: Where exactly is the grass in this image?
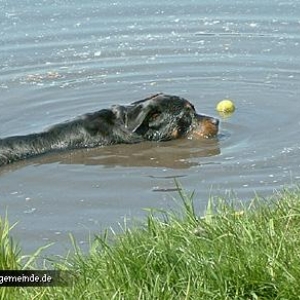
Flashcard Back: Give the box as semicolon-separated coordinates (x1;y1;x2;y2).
2;187;300;299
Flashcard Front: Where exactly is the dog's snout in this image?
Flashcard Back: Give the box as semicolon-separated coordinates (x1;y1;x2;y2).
197;115;219;126
211;117;219;126
191;114;219;139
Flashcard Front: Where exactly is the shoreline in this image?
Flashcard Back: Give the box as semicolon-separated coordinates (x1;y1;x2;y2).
1;187;300;298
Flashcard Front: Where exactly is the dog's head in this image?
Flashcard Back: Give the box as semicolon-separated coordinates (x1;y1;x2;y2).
112;93;219;141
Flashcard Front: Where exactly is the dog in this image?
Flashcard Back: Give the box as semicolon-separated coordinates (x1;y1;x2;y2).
0;93;219;166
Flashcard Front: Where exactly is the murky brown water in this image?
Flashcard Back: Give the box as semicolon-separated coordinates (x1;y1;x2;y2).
1;0;300;255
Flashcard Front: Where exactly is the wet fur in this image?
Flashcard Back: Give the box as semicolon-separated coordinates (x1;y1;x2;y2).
0;93;219;166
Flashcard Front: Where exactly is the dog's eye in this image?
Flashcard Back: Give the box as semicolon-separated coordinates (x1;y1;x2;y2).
150;113;160;121
148;112;162;128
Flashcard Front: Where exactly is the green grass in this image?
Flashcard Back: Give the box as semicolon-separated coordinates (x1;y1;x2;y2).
2;187;300;299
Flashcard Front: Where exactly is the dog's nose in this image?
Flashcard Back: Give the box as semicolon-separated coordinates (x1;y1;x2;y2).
202;116;219;126
197;115;219;126
211;117;219;126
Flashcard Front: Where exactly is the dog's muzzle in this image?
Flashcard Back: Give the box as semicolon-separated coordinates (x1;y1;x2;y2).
190;115;219;139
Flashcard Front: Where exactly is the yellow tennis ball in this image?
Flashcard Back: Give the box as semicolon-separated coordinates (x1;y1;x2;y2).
216;99;235;113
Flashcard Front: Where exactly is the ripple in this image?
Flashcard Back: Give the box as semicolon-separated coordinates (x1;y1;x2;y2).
1;0;300;255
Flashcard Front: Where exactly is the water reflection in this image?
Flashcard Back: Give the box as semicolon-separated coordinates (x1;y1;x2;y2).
2;0;300;256
35;138;220;169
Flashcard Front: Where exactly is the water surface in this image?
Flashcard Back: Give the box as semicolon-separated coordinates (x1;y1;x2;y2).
1;0;300;255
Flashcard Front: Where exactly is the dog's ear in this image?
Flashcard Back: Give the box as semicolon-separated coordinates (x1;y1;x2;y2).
125;103;154;132
126;94;167;132
112;100;157;133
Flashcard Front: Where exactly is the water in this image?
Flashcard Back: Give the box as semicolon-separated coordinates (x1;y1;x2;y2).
1;0;300;255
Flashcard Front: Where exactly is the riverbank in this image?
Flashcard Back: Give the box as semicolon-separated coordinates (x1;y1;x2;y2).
1;187;300;299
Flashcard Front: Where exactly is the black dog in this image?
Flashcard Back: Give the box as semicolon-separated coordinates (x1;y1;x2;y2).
0;93;219;166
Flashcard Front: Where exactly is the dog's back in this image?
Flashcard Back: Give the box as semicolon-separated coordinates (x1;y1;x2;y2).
0;94;219;166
